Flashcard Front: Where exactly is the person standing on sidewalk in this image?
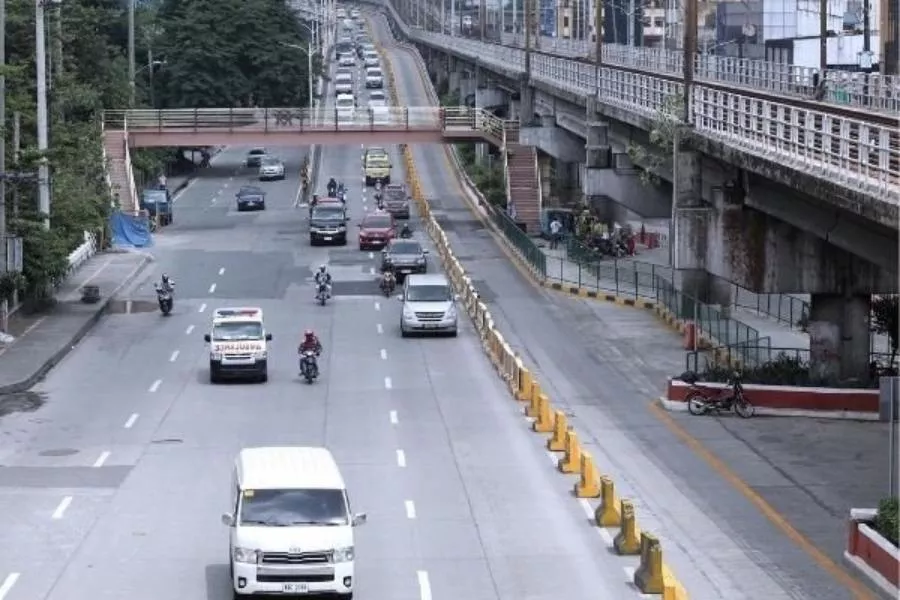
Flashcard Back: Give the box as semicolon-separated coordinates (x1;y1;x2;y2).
549;217;562;249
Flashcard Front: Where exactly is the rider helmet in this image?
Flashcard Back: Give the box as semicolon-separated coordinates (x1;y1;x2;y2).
304;330;315;340
319;265;327;273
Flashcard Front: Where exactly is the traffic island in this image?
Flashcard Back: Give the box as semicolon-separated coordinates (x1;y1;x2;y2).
844;505;899;598
660;377;881;420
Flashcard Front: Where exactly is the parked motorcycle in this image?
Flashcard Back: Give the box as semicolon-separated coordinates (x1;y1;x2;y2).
299;350;319;384
155;286;173;316
682;371;754;418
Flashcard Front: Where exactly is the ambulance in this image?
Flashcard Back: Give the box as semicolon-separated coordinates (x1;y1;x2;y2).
203;307;272;383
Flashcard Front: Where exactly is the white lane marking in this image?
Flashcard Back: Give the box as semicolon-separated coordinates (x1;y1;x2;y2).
368;252;374;259
389;410;398;425
376;323;383;334
417;570;432;600
384;376;392;390
93;451;111;468
223;182;229;189
374;301;380;311
198;303;207;313
218;267;225;275
599;527;615;548
186;324;195;335
124;413;140;429
169;350;180;362
547;450;559;466
208;283;217;294
0;573;20;599
579;499;616;547
369;267;375;275
578;499;594;520
396;449;406;467
404;500;416;519
52;496;73;519
149;379;162;393
380;348;387;360
229;176;234;181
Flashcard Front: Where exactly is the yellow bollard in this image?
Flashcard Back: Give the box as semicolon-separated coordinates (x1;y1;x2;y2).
594;476;621;527
557;430;581;473
516;368;532;402
532;394;554;433
546;410;568;451
613;499;641;555
526;381;542;417
662;565;689;600
574;451;601;498
633;533;665;594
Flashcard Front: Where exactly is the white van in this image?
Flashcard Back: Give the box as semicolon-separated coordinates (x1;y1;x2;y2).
398;273;459;337
334;72;353;95
222;447;366;598
335;93;356;124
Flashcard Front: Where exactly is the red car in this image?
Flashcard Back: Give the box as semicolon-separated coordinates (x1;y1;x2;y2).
358;212;395;250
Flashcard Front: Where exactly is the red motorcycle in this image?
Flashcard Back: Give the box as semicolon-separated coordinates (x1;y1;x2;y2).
679;371;754;418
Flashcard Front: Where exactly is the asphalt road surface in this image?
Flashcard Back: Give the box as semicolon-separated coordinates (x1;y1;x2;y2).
0;19;649;600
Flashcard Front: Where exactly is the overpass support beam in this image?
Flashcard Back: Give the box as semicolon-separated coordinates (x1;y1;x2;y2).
518;77;534;125
519;115;584;163
672;135;732;314
808;293;871;382
448;55;461;98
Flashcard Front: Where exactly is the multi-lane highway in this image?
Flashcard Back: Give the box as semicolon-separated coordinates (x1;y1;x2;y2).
0;15;649;600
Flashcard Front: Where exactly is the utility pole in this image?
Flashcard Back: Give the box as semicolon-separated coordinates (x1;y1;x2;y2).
682;0;696;124
1;0;7;332
12;112;19;219
594;0;602;66
524;0;531;74
818;0;827;74
128;0;136;105
450;0;455;35
36;0;50;230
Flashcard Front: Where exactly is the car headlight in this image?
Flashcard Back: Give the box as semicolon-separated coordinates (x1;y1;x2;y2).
332;546;355;563
253;351;267;360
445;305;457;319
416;257;426;264
233;547;259;564
210;352;223;361
402;305;415;319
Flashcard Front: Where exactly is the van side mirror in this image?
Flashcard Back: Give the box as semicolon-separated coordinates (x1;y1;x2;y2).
454;294;460;301
221;513;235;527
265;333;273;341
422;249;429;255
395;294;403;301
352;512;367;526
204;334;211;343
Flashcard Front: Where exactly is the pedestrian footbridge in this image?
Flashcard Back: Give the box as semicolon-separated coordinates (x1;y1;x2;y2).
102;106;507;147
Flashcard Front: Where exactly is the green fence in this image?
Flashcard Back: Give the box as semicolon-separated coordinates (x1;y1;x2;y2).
489;206;547;277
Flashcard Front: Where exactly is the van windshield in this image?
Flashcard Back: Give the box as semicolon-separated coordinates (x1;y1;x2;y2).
406;284;450;302
240;488;348;526
212;321;263;341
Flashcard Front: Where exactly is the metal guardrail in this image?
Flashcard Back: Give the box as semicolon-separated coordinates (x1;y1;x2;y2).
498;32;899;116
102;106;508;140
369;0;899;200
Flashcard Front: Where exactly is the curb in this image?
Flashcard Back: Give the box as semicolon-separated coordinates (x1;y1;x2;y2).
0;254;152;395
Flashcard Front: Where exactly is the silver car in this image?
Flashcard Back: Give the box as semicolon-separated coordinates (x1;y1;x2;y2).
258;157;285;181
398;274;458;337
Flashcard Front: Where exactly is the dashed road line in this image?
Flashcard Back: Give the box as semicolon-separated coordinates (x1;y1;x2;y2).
186;324;195;335
380;349;387;360
389;410;398;425
369;267;375;275
404;500;416;519
396;449;407;467
198;303;207;313
169;350;180;362
416;570;432;600
376;323;383;334
52;496;73;519
0;573;20;600
384;376;392;390
92;451;111;468
149;379;162;393
374;301;380;311
208;283;217;294
218;267;226;275
124;413;140;429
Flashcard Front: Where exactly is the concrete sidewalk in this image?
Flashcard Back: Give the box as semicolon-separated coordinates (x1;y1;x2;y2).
0;252;150;394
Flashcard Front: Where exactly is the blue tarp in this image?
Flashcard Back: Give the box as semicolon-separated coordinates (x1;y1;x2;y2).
110;211;153;248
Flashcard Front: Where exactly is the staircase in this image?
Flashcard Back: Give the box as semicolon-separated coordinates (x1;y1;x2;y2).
102;128;138;212
503;125;541;234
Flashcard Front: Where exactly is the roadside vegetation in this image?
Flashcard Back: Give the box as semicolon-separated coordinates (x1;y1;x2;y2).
875;496;898;547
0;0;314;309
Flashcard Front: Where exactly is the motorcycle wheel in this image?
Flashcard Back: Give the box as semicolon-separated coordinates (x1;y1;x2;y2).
734;396;755;418
686;393;708;416
319;294;326;306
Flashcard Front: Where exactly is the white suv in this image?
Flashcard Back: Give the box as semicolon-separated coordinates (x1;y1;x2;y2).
398;273;459;337
365;67;383;88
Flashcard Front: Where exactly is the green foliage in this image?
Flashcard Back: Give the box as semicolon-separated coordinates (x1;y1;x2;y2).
455;144;507;209
0;0;127;305
155;0;314;108
871;295;899;364
626;94;685;187
875;497;898;547
701;352;874;388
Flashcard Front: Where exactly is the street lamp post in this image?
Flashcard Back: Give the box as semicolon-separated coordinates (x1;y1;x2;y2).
35;0;58;230
283;40;315;109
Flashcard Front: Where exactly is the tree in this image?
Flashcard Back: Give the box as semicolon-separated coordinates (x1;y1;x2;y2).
154;0;314;109
0;0;131;306
626;93;685;187
871;295;899;367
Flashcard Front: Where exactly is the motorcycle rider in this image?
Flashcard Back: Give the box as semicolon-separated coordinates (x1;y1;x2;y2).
399;222;412;238
157;273;175;293
373;181;383;201
380;270;396;294
327;177;337;196
314;265;332;299
298;329;323;376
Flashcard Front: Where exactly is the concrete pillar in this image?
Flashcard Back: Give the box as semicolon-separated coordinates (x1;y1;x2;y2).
670;132;732;315
808;293;871;382
518;76;534;126
448;56;461;99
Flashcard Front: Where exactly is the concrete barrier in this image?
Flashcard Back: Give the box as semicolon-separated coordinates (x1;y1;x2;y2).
635;533;665;593
613;500;642;555
532;393;554;433
547;410;568;451
594;476;621;527
574;452;601;498
557;430;581;473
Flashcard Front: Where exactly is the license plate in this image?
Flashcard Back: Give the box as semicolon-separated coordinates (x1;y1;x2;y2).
282;583;309;593
422;323;440;328
323;236;332;241
400;269;411;274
